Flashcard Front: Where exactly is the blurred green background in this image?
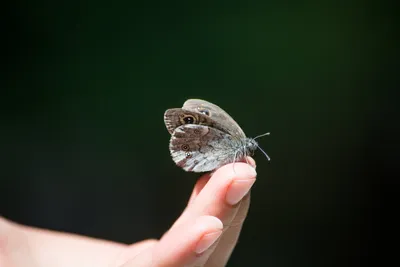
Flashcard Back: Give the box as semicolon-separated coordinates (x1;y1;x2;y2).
1;1;397;266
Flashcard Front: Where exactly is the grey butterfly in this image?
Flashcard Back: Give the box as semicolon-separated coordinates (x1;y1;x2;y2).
164;99;270;172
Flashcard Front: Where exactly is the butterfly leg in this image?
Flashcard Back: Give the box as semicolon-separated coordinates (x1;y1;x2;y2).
243;145;256;172
243;144;250;166
232;151;238;174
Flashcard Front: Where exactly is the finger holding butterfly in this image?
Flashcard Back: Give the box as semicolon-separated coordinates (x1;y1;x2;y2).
169;159;256;266
162;99;264;266
120;159;256;267
173;159;256;233
186;156;256;207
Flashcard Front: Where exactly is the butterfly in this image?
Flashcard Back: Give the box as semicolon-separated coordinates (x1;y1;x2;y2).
164;99;270;172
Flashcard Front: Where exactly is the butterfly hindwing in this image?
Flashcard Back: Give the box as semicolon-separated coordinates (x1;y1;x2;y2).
169;124;239;172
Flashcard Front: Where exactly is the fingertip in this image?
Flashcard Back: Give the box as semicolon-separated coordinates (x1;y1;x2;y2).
194;215;223;232
213;162;257;181
193;216;223;255
153;216;223;266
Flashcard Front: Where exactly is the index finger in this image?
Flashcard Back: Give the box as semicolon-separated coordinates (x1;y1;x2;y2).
175;158;257;231
187;157;256;207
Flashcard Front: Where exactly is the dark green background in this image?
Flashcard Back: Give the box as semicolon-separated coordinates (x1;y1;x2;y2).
1;1;397;266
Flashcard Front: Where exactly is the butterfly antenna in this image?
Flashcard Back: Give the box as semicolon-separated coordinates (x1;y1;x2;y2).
253;132;270;140
256;144;271;161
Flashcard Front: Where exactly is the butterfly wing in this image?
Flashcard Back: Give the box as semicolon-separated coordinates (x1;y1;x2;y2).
169;124;239;172
182;99;246;138
164;108;217;134
164;108;242;138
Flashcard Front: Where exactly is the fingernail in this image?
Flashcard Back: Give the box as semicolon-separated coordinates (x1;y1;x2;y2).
226;179;256;205
246;157;257;169
195;230;222;254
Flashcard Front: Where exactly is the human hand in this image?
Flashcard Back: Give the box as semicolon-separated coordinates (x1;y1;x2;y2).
116;158;257;267
0;159;257;267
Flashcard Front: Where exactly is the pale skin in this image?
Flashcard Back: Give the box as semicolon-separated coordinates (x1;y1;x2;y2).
0;158;257;267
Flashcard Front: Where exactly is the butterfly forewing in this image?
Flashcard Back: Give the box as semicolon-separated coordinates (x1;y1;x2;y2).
182;99;246;138
164;108;217;134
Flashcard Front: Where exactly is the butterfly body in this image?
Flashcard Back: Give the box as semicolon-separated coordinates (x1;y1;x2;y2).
164;99;268;172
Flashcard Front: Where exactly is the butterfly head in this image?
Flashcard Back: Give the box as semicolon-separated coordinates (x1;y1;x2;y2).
245;138;259;155
248;132;271;161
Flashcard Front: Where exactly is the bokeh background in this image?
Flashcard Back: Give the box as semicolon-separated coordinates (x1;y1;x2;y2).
1;1;397;266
